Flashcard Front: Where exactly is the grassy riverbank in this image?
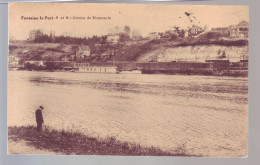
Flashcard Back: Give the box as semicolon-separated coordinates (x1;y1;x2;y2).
8;126;194;156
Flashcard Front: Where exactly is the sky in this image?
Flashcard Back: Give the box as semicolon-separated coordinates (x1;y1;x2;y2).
9;3;249;40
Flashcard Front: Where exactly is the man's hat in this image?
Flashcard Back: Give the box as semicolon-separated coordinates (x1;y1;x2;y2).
39;105;44;109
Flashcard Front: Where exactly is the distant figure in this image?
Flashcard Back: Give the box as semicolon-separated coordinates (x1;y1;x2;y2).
35;105;44;132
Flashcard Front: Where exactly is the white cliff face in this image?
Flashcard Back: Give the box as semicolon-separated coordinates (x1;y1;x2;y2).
137;45;248;62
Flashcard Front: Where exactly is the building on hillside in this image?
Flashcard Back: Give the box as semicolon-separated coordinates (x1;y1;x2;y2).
100;50;115;60
160;33;171;40
148;32;161;40
76;46;91;59
229;20;249;38
107;34;120;44
8;56;20;67
100;51;112;60
28;30;43;41
211;27;230;35
70;55;76;61
61;56;70;61
183;30;189;37
189;25;204;36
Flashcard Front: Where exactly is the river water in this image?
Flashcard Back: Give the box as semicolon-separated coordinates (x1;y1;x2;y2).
8;71;248;157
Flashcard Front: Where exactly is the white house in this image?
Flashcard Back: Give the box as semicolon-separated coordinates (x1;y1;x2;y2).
8;56;20;67
189;25;204;36
28;30;43;41
229;20;249;38
61;56;70;61
76;46;91;59
107;34;120;44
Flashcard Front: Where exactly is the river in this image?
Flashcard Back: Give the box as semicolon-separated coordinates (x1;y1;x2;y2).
8;71;248;157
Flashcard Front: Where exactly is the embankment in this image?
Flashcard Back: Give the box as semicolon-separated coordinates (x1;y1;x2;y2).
137;45;248;63
8;126;196;156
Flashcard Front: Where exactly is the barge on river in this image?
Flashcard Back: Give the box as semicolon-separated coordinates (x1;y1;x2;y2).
74;63;118;73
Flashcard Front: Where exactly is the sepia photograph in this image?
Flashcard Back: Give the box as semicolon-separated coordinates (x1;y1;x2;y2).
8;2;248;157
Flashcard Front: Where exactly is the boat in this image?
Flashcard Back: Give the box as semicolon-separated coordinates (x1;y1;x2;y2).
120;70;142;74
74;63;118;73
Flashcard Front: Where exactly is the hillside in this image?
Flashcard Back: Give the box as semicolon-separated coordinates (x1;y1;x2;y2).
9;41;77;62
113;40;161;61
137;45;248;63
9;33;249;64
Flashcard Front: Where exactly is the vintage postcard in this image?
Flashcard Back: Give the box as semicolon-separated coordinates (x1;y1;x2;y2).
8;2;248;157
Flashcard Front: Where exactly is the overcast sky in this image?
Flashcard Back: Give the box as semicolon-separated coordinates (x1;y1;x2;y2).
9;3;249;40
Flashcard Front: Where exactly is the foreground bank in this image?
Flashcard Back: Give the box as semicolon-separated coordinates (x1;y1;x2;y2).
8;126;197;156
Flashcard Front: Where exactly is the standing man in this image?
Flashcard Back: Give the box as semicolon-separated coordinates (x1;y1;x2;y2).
35;105;44;132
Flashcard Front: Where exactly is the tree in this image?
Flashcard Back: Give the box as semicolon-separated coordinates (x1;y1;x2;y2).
24;62;35;70
115;26;121;34
123;26;130;36
45;62;55;71
132;29;141;39
18;59;25;65
34;34;53;43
